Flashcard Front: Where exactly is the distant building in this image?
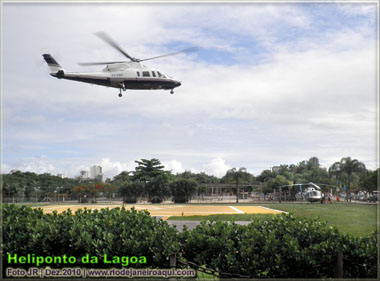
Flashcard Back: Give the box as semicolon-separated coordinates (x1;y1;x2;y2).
57;173;66;178
79;170;89;180
95;174;106;182
309;157;319;166
90;165;105;182
90;165;101;179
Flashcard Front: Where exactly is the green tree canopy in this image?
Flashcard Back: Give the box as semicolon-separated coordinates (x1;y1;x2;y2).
118;182;143;203
170;178;197;203
329;157;366;202
360;169;378;193
222;167;253;203
132;158;166;183
131;159;171;203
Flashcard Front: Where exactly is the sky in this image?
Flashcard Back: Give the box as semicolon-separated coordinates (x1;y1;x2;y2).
1;1;378;179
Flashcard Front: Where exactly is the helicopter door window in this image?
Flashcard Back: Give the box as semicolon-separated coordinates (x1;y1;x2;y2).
152;71;156;77
142;71;150;77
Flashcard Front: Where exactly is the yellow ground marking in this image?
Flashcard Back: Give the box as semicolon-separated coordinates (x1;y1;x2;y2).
229;206;244;213
36;204;284;216
237;206;284;214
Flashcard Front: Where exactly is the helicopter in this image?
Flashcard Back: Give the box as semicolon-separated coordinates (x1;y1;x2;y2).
43;32;198;97
278;182;323;203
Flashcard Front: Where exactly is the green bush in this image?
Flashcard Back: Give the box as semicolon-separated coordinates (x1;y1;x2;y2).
3;204;179;269
339;231;378;278
3;205;377;278
180;213;378;278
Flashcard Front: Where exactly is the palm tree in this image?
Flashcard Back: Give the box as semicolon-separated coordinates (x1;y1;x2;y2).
329;157;366;202
224;167;251;203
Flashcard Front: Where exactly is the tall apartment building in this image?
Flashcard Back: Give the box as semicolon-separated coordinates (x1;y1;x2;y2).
90;165;105;182
309;157;319;166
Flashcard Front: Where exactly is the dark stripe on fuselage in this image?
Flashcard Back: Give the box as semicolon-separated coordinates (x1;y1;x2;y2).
53;74;180;90
58;75;112;87
118;79;180;90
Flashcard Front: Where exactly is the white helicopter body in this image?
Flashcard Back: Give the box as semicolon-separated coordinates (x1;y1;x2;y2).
43;32;195;97
280;182;322;203
303;183;322;203
43;56;180;94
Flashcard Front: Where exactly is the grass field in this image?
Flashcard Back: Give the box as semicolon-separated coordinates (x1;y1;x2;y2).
169;203;378;237
18;201;377;237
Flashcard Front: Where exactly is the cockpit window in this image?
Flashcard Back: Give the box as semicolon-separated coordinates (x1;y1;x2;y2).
152;71;156;77
157;71;166;78
137;71;140;77
142;71;150;77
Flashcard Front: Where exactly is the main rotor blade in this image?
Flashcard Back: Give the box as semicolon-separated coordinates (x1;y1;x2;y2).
78;61;127;66
94;31;137;61
140;47;199;62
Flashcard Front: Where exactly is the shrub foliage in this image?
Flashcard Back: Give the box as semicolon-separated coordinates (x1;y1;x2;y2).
179;213;378;278
3;204;179;269
2;204;377;278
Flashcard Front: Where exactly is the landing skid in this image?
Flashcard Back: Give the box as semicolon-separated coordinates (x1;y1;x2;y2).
118;83;126;97
118;87;174;97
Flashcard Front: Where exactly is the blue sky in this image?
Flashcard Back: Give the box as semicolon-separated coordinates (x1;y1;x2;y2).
2;2;378;178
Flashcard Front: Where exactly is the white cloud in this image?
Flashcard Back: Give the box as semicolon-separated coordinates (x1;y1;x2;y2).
99;158;137;179
203;157;231;178
162;160;185;174
5;156;57;175
337;3;377;17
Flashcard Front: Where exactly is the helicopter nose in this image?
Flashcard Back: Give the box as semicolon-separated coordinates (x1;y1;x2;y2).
174;81;181;87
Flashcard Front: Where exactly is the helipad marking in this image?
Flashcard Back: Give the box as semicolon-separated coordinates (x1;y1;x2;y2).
40;205;78;210
133;206;162;210
229;206;244;214
259;206;288;214
237;206;284;214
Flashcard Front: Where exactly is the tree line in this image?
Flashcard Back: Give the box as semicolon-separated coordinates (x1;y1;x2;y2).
2;157;378;203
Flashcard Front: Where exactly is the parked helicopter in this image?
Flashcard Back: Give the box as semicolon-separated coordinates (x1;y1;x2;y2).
43;32;197;97
279;182;323;203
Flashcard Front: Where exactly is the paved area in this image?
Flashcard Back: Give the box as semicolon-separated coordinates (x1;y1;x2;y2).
38;204;284;217
166;220;251;232
37;204;284;233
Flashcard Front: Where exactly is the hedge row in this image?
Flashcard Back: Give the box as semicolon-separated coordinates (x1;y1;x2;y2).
180;214;378;278
2;204;378;278
3;204;179;268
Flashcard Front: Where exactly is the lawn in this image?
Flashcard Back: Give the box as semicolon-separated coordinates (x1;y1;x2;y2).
169;203;378;237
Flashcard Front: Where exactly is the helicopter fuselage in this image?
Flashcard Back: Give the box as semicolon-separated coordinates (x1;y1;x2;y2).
51;62;181;91
305;189;322;202
43;30;195;97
